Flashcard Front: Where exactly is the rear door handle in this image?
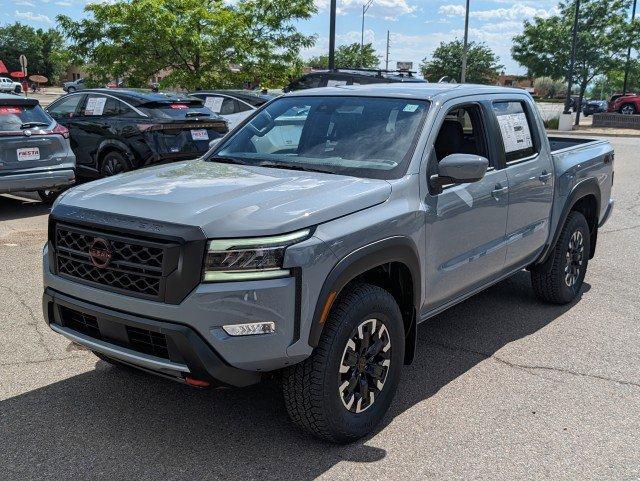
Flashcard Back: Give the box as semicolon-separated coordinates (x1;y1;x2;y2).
491;185;508;200
539;171;552;183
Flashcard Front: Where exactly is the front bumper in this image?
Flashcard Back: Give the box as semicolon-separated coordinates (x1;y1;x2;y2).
43;288;261;387
0;168;75;194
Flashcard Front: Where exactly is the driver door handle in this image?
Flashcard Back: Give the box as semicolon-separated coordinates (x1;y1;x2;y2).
539;171;552;183
491;185;508;200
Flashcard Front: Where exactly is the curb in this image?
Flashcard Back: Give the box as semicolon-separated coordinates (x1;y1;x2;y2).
547;129;639;138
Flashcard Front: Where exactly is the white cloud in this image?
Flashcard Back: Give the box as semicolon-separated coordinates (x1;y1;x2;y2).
12;0;35;6
55;0;72;5
315;0;416;21
14;10;53;23
438;2;557;21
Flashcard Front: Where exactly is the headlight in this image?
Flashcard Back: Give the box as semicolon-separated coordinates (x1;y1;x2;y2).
203;229;310;282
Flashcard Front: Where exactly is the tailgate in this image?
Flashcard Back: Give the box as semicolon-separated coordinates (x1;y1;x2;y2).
0;134;69;173
145;122;227;157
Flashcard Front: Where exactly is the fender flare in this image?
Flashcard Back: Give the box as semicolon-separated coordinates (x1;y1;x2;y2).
536;178;601;264
308;236;421;350
96;139;137;169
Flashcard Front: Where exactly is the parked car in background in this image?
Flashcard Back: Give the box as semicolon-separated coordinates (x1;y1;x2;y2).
63;78;86;93
0;77;23;94
607;93;640;115
45;89;228;178
582;99;608;116
0;94;75;202
43;84;613;442
284;69;426;92
189;90;277;130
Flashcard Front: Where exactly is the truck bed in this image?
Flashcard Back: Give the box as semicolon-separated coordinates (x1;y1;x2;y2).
548;136;600;154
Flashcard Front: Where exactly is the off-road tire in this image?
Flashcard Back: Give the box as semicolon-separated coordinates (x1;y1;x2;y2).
282;283;405;443
531;211;590;304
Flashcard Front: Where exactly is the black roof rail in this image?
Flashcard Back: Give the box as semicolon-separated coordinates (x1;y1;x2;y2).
327;67;417;78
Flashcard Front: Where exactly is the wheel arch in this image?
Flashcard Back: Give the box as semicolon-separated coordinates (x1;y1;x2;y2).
537;178;601;264
97;140;136;170
308;236;421;365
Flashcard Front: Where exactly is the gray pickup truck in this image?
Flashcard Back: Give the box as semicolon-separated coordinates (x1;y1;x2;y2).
42;83;614;443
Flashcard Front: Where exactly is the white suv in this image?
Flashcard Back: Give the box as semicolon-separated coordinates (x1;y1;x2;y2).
0;77;22;93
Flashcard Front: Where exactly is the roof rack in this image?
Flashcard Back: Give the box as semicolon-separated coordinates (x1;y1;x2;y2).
328;68;417;78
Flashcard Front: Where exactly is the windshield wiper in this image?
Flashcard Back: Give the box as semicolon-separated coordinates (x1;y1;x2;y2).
256;161;331;174
20;122;50;129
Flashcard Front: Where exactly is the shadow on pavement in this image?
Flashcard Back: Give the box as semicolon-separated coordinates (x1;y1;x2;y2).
0;272;589;481
0;193;50;222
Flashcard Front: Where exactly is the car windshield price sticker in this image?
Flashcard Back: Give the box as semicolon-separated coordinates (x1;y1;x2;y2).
85;97;107;116
327;79;348;87
191;129;209;141
496;112;533;153
204;97;224;113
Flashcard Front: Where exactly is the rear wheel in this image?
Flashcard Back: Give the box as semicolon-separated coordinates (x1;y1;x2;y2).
282;283;405;443
67;86;76;93
531;211;590;304
100;151;130;177
37;189;61;204
620;103;637;115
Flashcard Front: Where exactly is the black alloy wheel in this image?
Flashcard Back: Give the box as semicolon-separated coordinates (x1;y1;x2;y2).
100;151;130;177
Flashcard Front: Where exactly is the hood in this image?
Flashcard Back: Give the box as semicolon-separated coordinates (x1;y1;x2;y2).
58;159;392;237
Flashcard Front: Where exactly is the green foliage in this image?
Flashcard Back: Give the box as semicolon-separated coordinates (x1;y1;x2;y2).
0;23;70;84
419;40;503;84
307;43;379;69
534;76;565;98
512;0;639;110
543;116;560;129
57;0;316;90
588;60;640;98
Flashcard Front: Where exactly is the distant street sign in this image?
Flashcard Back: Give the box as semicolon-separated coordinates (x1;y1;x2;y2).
396;61;413;71
19;54;28;69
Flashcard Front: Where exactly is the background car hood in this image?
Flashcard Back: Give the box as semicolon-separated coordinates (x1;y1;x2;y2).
59;159;392;237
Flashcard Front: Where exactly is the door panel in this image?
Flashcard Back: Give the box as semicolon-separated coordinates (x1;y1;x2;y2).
424;169;509;309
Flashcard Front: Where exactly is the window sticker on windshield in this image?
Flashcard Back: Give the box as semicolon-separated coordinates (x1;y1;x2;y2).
327;79;347;87
496;112;533;153
204;96;224;113
403;104;419;112
85;97;106;116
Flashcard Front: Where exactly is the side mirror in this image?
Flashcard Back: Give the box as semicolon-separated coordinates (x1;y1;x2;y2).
430;153;488;192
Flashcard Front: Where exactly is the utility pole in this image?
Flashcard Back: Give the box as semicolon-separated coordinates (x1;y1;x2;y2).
328;0;337;70
385;30;390;70
563;0;581;117
361;0;374;68
622;0;638;95
460;0;470;83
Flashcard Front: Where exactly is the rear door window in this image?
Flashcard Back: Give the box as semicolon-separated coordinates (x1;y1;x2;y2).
48;95;83;118
81;95;120;117
492;101;537;162
0;103;53;132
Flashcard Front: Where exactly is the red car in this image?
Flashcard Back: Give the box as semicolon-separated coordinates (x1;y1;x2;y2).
607;93;640;115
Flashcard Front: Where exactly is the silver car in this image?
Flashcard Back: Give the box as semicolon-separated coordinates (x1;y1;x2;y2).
0;94;75;202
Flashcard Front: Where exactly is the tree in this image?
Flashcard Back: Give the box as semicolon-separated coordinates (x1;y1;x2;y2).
534;76;565;98
512;0;639;124
0;23;70;84
57;0;315;89
419;40;503;84
588;59;640;99
307;43;379;70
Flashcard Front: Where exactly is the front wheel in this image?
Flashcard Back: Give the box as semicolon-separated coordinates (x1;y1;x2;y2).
531;211;590;304
620;104;637;115
282;283;405;443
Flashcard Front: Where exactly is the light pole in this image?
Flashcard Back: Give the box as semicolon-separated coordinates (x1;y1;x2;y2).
460;0;470;83
563;0;581;116
622;0;638;95
329;0;337;70
361;0;374;68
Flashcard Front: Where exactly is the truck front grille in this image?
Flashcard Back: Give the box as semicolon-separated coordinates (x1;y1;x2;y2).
54;223;170;301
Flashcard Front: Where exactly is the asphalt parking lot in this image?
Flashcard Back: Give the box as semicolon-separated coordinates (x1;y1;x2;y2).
1;136;639;481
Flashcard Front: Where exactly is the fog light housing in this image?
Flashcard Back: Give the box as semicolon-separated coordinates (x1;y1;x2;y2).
222;321;276;336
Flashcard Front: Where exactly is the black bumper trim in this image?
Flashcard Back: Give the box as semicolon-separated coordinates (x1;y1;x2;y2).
43;288;262;387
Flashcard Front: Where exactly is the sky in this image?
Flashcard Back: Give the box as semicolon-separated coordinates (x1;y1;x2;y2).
1;0;565;75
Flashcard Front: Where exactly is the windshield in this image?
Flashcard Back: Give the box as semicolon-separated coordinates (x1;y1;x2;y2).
0;104;53;132
210;95;429;179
